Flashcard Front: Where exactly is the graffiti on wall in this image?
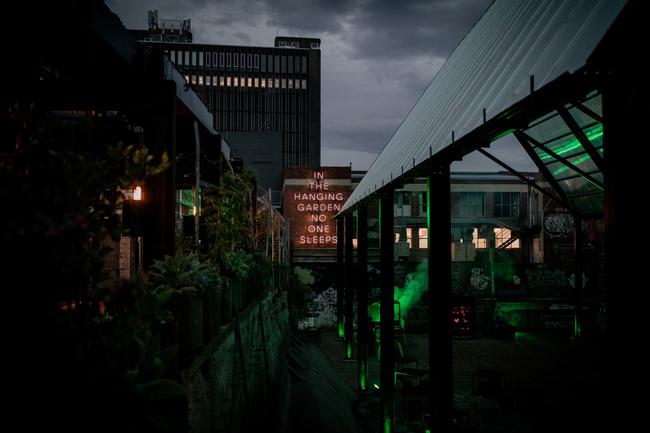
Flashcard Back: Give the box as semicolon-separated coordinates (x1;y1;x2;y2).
525;266;566;288
470;267;489;291
544;211;574;239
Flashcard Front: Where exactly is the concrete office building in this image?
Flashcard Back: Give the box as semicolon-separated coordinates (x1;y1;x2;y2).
133;12;321;170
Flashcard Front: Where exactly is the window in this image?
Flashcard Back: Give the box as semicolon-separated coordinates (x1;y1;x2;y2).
233;77;238;87
184;75;190;83
219;76;225;86
494;228;520;249
275;78;280;88
288;79;293;89
247;77;253;87
472;228;487;249
419;192;427;213
418;228;428;249
248;54;252;68
219;53;224;67
234;53;238;67
198;52;203;66
198;75;203;85
493;192;520;217
240;53;245;68
191;51;196;66
311;42;320;49
191;75;196;85
227;53;232;67
458;192;486;217
184;51;189;66
226;76;231;86
302;57;307;73
302;79;307;90
406;228;413;249
254;78;259;88
170;50;176;63
206;52;211;66
281;79;286;88
295;79;300;89
254;54;259;68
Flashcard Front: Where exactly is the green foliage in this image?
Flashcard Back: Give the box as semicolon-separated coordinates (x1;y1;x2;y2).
202;170;255;258
2;104;170;304
2;105;184;431
150;253;221;296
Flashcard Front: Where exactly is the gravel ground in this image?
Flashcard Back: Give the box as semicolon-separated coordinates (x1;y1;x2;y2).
315;328;606;433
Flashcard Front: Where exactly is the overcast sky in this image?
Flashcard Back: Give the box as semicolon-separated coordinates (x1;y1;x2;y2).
107;0;536;173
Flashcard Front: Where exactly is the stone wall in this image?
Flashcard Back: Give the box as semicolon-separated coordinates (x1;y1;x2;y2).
185;290;290;433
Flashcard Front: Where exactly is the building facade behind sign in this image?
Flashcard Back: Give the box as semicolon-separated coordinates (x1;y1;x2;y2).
133;12;321;169
283;167;351;259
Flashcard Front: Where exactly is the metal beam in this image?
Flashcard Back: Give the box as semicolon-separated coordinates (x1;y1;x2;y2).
427;165;453;432
476;148;564;203
379;191;395;433
357;205;369;391
514;131;573;212
573;100;603;124
518;130;604;191
336;218;345;339
557;105;604;171
344;213;355;359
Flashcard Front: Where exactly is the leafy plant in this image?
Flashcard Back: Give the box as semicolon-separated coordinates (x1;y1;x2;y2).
150;253;221;297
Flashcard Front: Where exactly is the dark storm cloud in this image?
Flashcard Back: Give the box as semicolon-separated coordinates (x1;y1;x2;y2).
106;0;510;170
348;0;491;60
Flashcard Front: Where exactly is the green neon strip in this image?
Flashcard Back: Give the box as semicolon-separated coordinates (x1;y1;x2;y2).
574;312;581;338
346;342;352;359
538;124;603;162
551;154;593;176
338;322;344;339
383;418;391;433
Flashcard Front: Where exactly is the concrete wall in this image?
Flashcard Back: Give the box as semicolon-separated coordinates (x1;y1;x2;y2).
185;290;290;433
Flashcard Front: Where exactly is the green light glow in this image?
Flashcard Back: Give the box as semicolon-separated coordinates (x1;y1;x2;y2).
394;260;428;319
338;322;344;338
368;260;428;325
574;312;581;338
538;124;603;162
360;369;367;390
373;383;380;390
346;342;352;359
551;154;593;177
384;418;392;433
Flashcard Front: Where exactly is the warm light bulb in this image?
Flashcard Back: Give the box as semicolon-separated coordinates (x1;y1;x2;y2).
193;206;197;216
133;186;142;201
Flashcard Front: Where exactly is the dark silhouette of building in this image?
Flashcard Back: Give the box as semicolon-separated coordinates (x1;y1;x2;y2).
133;11;321;169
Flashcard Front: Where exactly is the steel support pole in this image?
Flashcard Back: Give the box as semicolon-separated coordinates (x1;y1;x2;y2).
344;213;355;359
336;217;345;338
573;214;584;338
357;205;369;390
427;165;453;432
379;192;395;433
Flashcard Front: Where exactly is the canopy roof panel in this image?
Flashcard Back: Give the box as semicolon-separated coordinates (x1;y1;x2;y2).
341;0;625;213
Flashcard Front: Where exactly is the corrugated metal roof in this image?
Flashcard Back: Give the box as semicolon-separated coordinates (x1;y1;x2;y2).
341;0;625;213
